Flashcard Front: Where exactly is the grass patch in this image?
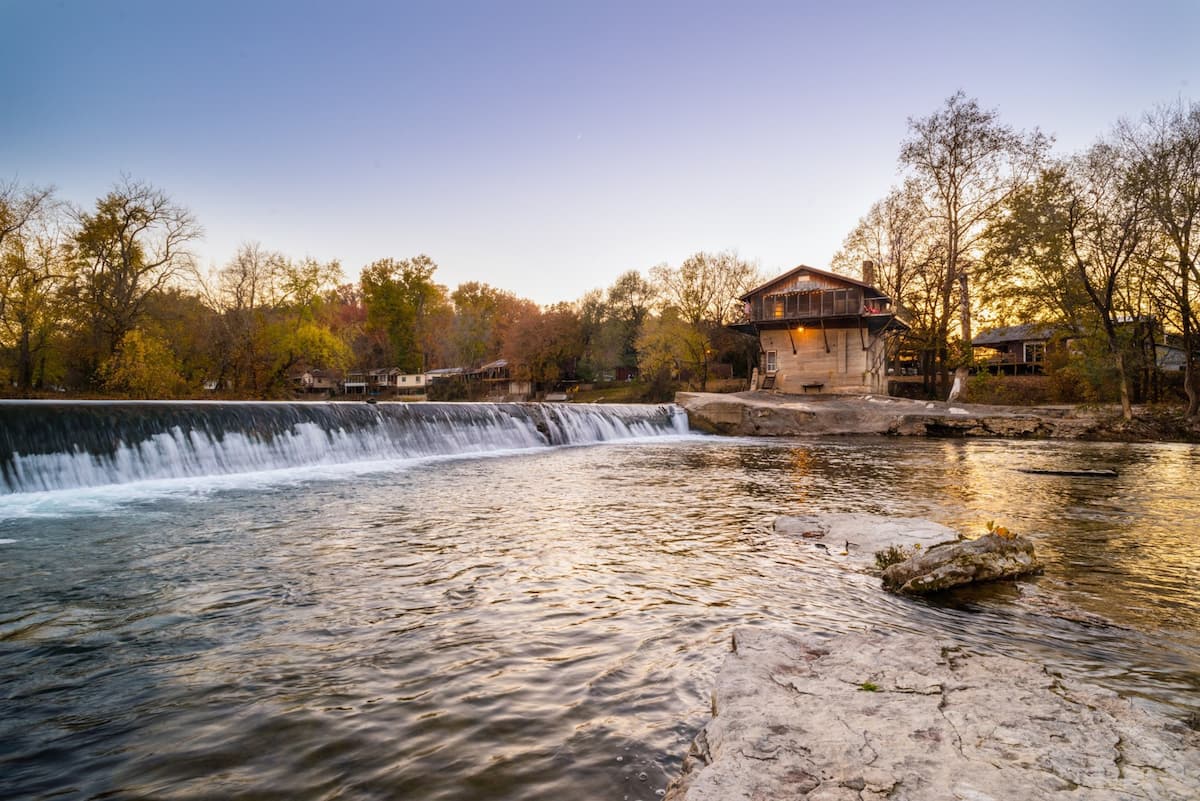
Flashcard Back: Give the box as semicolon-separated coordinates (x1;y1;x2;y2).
873;545;914;570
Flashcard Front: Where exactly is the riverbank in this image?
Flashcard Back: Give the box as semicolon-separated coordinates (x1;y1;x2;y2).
665;515;1200;800
666;627;1200;801
676;390;1200;442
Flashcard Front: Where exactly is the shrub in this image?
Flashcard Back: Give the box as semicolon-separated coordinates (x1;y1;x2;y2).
874;544;914;570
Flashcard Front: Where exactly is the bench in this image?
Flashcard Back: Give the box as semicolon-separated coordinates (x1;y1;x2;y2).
801;382;824;393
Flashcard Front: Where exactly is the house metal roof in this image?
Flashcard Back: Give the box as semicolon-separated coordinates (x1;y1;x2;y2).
972;324;1058;347
740;264;880;301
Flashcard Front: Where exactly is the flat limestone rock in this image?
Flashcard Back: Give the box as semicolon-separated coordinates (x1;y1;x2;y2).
674;391;1098;439
666;628;1200;801
881;533;1043;594
774;514;958;571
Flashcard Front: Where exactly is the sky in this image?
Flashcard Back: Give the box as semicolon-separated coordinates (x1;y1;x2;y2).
3;0;1199;305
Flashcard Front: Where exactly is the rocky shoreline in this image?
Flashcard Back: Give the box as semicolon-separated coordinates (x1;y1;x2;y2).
663;515;1200;800
675;391;1200;442
665;628;1200;801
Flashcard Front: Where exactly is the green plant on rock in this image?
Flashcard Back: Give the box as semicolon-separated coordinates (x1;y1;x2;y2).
858;681;880;692
874;544;913;570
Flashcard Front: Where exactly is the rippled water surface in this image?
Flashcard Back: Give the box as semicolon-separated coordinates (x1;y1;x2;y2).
2;436;1198;800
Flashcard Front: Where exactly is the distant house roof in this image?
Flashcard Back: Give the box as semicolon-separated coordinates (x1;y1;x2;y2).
972;324;1058;347
1157;343;1187;370
740;264;880;301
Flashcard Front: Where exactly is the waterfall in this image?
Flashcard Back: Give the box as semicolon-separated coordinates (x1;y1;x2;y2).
0;401;690;494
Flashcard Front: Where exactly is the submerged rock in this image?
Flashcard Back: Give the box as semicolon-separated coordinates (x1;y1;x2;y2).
665;628;1200;801
881;532;1042;594
775;514;957;572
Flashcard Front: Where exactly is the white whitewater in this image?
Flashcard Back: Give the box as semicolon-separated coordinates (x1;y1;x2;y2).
0;401;690;494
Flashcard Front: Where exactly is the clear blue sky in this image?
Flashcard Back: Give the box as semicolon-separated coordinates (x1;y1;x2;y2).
3;0;1198;304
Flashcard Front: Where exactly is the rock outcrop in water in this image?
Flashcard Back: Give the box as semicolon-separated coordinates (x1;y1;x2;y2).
881;532;1043;594
665;628;1200;801
675;391;1144;440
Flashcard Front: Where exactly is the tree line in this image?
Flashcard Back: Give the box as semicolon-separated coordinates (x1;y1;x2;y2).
5;92;1198;412
832;92;1200;419
0;177;762;399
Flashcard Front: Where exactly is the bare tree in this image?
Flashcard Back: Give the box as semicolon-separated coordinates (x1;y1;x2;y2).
1121;101;1200;416
0;180;55;252
900;92;1049;399
200;242;288;391
651;250;761;328
832;179;931;305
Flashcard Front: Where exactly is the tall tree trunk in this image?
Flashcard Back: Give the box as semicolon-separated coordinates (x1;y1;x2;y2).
1113;345;1134;421
1183;267;1200;417
18;330;32;393
947;271;972;403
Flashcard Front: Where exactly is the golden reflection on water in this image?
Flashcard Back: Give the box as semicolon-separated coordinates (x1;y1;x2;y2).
2;435;1197;801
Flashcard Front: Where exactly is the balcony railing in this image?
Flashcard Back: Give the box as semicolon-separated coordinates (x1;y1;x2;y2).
744;288;910;326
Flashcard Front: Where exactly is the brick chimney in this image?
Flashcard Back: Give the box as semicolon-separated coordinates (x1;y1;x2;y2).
862;260;876;286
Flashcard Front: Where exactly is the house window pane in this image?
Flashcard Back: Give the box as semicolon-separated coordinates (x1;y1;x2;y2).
1024;343;1045;363
766;350;778;373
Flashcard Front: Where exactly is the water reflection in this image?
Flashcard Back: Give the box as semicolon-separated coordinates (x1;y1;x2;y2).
0;436;1197;801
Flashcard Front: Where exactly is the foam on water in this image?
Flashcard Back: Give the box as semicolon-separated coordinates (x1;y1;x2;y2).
0;400;693;513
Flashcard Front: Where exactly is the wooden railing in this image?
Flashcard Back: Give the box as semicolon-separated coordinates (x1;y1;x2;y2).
744;289;910;325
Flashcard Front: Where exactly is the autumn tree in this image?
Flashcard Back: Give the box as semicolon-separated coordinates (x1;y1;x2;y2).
650;251;760;387
204;242;288;391
450;282;523;368
360;255;449;373
900;92;1049;399
979;168;1092;330
574;288;608;380
68;178;202;386
635;307;710;395
0;186;66;392
100;328;184;398
603;269;657;376
200;245;347;395
502;301;582;390
1061;143;1151;420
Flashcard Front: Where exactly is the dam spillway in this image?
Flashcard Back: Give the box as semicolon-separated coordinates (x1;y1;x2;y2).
0;400;690;494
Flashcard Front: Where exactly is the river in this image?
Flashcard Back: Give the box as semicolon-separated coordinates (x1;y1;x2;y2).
1;402;1197;800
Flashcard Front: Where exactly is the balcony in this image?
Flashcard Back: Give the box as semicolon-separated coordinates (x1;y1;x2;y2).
743;288;911;328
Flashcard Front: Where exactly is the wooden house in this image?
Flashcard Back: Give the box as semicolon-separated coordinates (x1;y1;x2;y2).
971;324;1057;375
343;368;430;395
290;368;342;394
734;263;909;394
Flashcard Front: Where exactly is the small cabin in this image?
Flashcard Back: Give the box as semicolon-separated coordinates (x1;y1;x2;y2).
734;263;909;394
291;368;342;394
971;324;1056;375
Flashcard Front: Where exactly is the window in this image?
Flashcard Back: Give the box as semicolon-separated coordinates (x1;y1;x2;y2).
773;300;784;318
1024;342;1045;364
765;350;778;373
